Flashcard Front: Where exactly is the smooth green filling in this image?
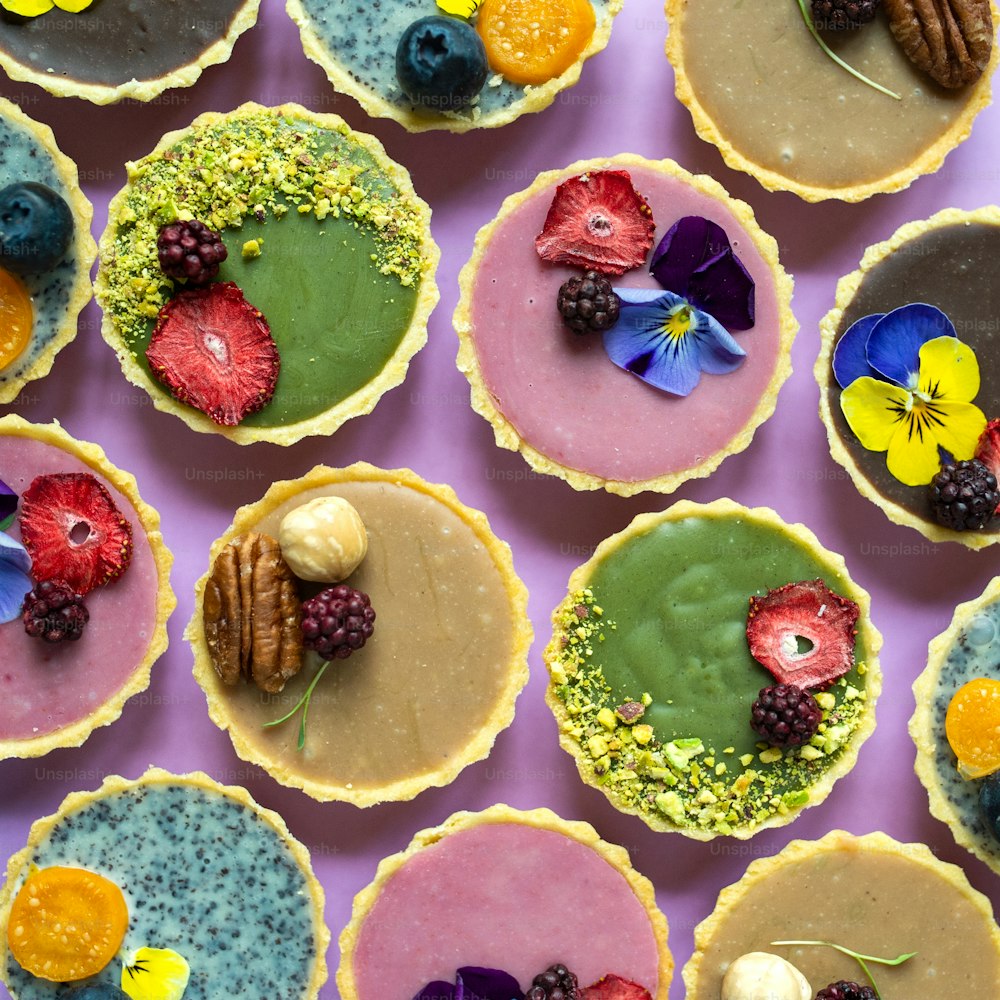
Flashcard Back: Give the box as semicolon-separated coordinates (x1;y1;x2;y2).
104;111;426;426
550;517;869;834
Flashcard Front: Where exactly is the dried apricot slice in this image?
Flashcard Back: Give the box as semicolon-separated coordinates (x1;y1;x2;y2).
945;678;1000;779
0;267;33;370
6;866;129;982
476;0;596;86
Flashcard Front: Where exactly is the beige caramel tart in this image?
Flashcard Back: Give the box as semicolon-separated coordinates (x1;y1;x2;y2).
188;463;531;805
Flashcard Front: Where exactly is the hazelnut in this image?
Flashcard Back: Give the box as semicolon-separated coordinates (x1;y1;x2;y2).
278;496;368;583
721;952;811;1000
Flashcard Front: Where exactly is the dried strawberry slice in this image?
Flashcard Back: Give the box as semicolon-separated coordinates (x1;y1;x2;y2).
976;418;1000;513
582;974;653;1000
534;170;655;276
146;282;280;427
746;579;859;690
20;473;133;595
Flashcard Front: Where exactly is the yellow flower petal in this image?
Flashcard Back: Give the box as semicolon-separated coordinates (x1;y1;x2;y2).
121;947;190;1000
53;0;92;9
436;0;482;15
840;376;910;451
928;400;987;462
918;336;981;403
886;411;943;486
1;0;54;15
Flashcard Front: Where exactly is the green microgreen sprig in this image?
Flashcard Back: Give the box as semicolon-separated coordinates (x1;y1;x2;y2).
771;939;917;999
263;661;330;751
795;0;901;100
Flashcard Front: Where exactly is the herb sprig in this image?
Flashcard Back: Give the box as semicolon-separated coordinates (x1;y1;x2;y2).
771;939;916;999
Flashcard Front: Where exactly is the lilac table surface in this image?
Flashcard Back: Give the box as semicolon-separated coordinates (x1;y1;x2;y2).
2;2;1000;998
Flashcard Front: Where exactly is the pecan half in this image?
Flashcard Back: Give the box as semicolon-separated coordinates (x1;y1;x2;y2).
203;532;304;693
884;0;994;89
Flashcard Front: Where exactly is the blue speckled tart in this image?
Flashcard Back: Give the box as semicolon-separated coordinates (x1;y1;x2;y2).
0;97;95;406
0;768;329;998
912;577;1000;875
286;0;623;132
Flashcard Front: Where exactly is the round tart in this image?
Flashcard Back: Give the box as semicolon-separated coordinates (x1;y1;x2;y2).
0;414;173;761
544;498;882;839
338;804;672;999
683;830;1000;998
188;463;531;805
666;1;999;201
817;207;1000;548
0;767;329;998
286;0;622;132
912;576;1000;876
0;0;261;105
96;102;439;445
455;155;795;496
0;97;94;405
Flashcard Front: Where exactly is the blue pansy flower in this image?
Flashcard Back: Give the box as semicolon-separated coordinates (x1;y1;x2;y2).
413;967;524;1000
605;216;755;396
0;532;32;625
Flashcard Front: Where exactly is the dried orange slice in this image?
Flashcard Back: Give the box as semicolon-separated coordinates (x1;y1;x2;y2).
945;678;1000;779
476;0;596;86
0;267;33;370
6;866;129;982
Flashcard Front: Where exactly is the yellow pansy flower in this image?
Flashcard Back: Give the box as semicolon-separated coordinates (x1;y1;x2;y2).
121;947;190;1000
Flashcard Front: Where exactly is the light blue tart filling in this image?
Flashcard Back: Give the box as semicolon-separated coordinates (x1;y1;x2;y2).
292;0;616;123
4;782;320;998
0;116;81;395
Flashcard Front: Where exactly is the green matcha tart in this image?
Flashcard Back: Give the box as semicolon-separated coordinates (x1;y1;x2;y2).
544;499;881;840
683;830;1000;998
96;102;439;445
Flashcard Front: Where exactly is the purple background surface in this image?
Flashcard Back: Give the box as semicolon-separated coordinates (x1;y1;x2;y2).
2;1;1000;997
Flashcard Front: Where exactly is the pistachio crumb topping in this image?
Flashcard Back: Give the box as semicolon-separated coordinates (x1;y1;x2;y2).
552;588;869;834
105;111;427;345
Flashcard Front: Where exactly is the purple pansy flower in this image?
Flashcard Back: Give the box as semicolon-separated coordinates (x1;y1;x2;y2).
605;216;755;396
0;476;15;532
413;967;524;1000
0;532;32;625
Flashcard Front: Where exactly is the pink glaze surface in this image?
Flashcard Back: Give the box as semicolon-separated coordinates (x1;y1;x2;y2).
0;436;158;741
469;165;783;482
351;822;661;996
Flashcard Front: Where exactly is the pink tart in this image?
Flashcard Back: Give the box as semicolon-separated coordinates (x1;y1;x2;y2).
339;805;672;999
0;415;173;760
455;155;796;495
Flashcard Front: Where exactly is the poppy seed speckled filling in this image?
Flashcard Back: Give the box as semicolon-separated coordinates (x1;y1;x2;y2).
929;601;1000;861
4;784;318;998
0;115;79;394
294;0;615;122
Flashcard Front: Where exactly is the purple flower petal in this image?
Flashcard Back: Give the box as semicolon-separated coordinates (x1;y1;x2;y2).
865;303;956;387
0;533;32;625
0;477;15;532
649;216;731;295
686;249;755;330
832;313;884;389
605;288;745;397
412;982;459;1000
456;967;524;1000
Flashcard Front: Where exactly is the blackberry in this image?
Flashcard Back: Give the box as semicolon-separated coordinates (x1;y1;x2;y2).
300;585;375;660
750;683;822;748
526;964;581;1000
929;458;1000;531
814;982;878;1000
156;219;228;286
557;271;620;335
22;579;89;643
811;0;880;30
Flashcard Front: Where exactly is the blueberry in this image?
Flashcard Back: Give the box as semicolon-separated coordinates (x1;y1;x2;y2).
395;15;488;111
65;986;129;999
980;771;1000;844
0;181;74;275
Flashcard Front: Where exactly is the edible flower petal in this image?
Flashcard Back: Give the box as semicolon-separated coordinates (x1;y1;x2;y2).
436;0;482;15
832;313;883;389
0;532;31;625
412;967;523;1000
1;0;94;13
0;476;15;531
121;947;190;1000
604;288;746;396
864;303;955;385
54;0;95;9
649;216;755;330
840;337;986;487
